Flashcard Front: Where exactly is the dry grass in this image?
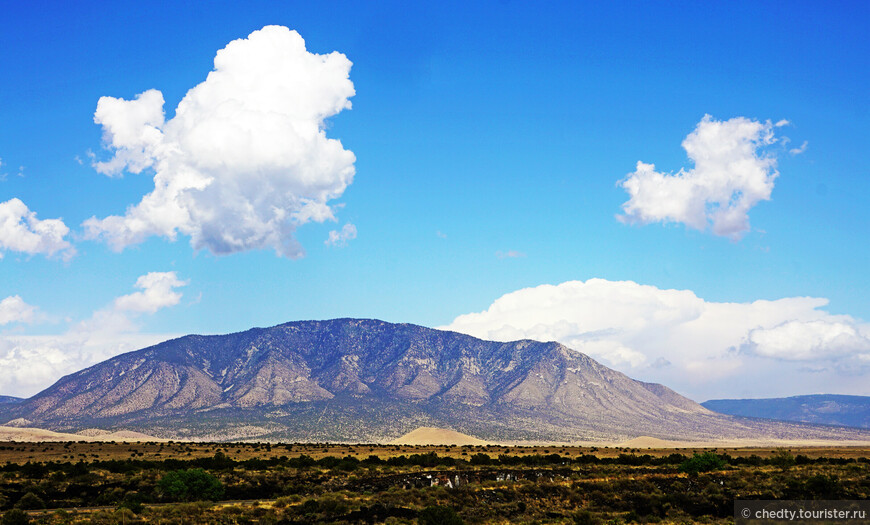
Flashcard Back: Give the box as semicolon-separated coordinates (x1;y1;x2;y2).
2;439;869;465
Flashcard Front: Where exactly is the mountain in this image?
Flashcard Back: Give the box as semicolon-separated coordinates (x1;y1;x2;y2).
3;319;870;443
0;396;22;405
703;395;870;429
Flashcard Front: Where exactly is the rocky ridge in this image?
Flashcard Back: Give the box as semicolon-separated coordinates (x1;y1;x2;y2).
3;319;870;443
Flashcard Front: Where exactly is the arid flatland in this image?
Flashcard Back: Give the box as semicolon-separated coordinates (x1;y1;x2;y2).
1;440;869;524
3;441;870;465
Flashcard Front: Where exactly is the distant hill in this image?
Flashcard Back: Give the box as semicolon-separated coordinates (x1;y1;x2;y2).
0;396;22;405
390;427;488;446
3;319;870;443
702;395;870;429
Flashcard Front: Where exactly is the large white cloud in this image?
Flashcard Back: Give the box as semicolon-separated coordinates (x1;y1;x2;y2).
0;272;186;398
83;25;356;257
0;296;37;325
618;115;780;240
0;198;75;260
443;279;870;400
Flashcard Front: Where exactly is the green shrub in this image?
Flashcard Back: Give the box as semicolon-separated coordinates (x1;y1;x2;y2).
157;468;224;502
679;452;725;475
770;449;796;470
117;492;144;514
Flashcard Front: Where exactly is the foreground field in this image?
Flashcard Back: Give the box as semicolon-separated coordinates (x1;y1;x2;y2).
0;441;868;524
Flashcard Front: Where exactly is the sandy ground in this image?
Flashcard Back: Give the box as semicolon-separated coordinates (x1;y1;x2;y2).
0;426;164;442
2;424;870;448
390;427;870;448
611;435;870;449
389;426;490;445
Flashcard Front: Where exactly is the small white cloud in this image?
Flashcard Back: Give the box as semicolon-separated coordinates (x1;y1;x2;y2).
84;25;356;258
325;223;357;247
0;271;187;397
775;119;790;127
789;141;808;155
0;296;37;325
113;271;188;313
436;230;448;239
495;250;526;259
0;198;76;260
618;115;781;240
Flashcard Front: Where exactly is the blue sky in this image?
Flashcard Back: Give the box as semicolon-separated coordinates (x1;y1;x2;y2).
1;1;868;401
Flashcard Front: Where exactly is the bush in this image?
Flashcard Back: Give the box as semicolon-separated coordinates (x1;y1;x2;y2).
679;452;725;475
572;509;600;525
805;474;842;499
770;449;796;470
0;509;29;525
117;492;144;514
469;453;491;465
418;505;464;525
157;468;224;502
14;492;44;510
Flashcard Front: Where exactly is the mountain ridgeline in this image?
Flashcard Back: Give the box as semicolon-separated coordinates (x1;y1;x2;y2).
703;395;870;429
4;319;870;442
0;396;22;405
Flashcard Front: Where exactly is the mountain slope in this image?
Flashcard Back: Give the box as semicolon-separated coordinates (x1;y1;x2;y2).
5;319;870;443
703;395;870;429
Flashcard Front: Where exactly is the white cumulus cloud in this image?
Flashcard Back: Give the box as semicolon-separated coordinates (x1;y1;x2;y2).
0;272;186;398
113;271;188;313
83;25;356;258
0;296;37;325
325;223;357;247
443;279;870;400
745;319;870;361
92;88;166;176
618;115;781;240
0;198;75;260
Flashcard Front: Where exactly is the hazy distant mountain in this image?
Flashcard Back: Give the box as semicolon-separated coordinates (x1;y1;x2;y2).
0;396;22;405
703;395;870;429
3;319;870;442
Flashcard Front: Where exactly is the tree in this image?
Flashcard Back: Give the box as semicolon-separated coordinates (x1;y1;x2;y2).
157;468;224;502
